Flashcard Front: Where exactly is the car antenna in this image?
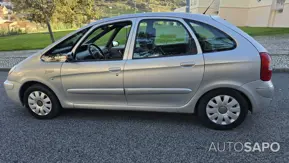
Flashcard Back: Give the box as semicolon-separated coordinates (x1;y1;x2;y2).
203;0;217;14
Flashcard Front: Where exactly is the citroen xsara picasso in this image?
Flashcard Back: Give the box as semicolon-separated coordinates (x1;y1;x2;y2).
4;13;274;130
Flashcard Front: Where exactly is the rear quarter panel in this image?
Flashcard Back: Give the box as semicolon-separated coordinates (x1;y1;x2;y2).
200;18;261;90
178;17;261;113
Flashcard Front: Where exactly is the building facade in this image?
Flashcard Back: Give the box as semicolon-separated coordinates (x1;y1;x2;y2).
175;0;289;27
0;0;12;20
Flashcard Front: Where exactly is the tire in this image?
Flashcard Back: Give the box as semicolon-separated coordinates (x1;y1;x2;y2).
197;89;248;130
23;84;61;119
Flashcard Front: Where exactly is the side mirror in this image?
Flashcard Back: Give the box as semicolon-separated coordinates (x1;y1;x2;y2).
112;41;119;47
41;54;68;62
66;53;75;62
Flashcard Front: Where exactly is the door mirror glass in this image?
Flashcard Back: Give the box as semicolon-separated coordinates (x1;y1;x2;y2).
112;41;119;47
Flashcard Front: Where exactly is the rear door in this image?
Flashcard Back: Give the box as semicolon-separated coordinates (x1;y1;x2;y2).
124;17;204;108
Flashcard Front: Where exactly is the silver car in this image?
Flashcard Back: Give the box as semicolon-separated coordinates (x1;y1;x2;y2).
4;13;274;130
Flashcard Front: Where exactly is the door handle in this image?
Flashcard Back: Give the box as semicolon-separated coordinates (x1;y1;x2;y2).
109;67;121;73
180;62;195;67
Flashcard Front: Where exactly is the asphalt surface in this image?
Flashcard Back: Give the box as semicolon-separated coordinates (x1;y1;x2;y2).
0;72;289;163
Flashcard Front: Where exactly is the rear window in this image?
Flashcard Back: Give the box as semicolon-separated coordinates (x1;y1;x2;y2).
185;20;236;53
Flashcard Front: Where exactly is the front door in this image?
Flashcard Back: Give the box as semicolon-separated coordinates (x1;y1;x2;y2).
61;20;134;107
124;18;204;107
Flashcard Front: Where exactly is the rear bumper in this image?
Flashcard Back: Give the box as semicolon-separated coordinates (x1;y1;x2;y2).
242;80;274;113
4;80;22;105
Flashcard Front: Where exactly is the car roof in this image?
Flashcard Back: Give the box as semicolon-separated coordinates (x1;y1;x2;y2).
89;12;213;26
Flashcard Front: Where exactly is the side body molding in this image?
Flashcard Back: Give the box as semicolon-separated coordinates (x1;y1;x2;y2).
125;88;192;95
67;88;124;95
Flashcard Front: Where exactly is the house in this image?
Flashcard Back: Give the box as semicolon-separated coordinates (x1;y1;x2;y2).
0;5;9;19
174;0;289;27
0;0;12;20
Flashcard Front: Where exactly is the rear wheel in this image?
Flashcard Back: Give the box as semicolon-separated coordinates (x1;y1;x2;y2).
198;89;248;130
23;84;61;119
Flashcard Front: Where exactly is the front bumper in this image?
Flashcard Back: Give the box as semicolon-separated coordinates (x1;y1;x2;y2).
242;80;274;113
4;80;22;105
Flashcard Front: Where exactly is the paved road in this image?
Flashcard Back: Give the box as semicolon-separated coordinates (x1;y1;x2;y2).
255;34;289;55
0;72;289;163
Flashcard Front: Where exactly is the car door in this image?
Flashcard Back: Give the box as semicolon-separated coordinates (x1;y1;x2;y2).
61;19;135;108
124;17;204;108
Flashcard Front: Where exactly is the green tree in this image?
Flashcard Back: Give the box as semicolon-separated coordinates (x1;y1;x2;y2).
53;0;103;27
11;0;56;42
53;0;79;27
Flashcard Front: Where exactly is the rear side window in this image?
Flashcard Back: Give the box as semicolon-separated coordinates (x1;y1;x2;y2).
133;19;197;59
186;20;236;53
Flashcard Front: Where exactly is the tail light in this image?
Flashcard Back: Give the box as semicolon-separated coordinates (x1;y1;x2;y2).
260;52;272;81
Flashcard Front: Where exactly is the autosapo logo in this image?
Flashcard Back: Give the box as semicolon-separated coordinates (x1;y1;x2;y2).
208;142;280;152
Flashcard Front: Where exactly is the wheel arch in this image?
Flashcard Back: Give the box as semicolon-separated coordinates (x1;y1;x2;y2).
194;87;253;115
19;81;62;107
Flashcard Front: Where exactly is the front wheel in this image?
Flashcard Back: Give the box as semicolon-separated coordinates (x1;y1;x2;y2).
23;84;61;119
197;89;248;130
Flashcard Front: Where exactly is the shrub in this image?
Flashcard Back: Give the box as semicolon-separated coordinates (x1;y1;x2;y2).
0;28;25;37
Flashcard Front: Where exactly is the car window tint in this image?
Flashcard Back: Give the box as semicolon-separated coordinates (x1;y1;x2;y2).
133;19;197;59
50;28;90;55
114;25;131;47
41;27;91;62
95;29;115;46
135;22;147;49
186;20;236;53
85;28;104;44
154;21;189;45
84;25;115;47
74;21;132;61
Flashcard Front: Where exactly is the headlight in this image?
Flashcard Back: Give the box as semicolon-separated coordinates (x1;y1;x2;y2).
8;65;17;75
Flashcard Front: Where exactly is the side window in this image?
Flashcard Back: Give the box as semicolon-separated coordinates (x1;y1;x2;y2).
135;21;148;49
84;25;115;47
133;19;197;59
41;27;91;62
186;20;236;53
113;25;131;47
74;21;132;61
94;27;116;47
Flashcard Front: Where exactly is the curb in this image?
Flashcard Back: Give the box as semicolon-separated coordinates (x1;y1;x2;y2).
0;68;10;72
270;54;289;56
273;68;289;73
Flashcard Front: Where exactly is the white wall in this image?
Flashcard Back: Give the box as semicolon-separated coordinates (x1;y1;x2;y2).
173;6;200;14
198;0;213;7
219;8;249;26
174;0;289;27
218;0;251;26
249;0;273;7
191;7;199;14
247;0;289;27
221;0;251;8
247;6;272;27
273;2;289;27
